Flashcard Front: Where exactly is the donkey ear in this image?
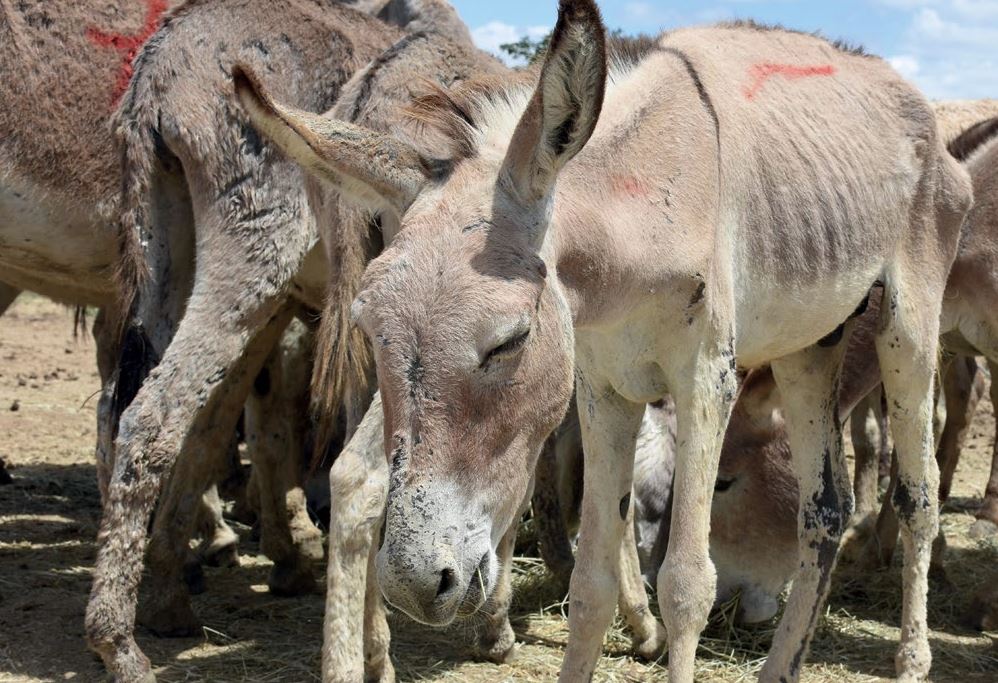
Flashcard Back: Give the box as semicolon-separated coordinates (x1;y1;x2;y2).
232;64;432;219
501;0;607;204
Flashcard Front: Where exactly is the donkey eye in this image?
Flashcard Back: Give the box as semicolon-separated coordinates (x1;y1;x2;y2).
715;477;736;493
481;330;530;367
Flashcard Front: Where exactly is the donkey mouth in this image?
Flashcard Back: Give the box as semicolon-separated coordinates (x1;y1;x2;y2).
456;552;492;618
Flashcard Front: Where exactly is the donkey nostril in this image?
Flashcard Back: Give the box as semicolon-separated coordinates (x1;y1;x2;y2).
437;567;457;598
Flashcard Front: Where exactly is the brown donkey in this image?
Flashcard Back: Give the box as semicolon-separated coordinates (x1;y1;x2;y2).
83;1;403;679
238;1;971;681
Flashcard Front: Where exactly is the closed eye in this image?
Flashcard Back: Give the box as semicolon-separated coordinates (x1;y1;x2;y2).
715;477;736;493
481;330;530;368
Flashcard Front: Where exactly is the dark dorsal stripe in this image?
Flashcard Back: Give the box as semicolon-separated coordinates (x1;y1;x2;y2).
348;31;429;123
948;116;998;162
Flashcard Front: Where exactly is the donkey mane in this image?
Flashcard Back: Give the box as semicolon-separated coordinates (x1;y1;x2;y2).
717;19;872;58
947;116;998;163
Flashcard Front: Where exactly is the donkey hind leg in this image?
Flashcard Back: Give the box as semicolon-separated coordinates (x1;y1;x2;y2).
86;305;294;680
970;359;998;538
245;325;323;597
760;342;853;683
324;394;391;682
532;430;577;588
559;382;644;682
617;490;667;661
876;278;944;682
196;484;240;568
851;386;886;519
937;356;982;502
138;311;293;637
474;522;518;664
653;346;737;683
93;307;120;502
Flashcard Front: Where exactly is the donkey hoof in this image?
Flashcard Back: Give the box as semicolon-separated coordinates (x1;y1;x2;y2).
475;621;517;663
969;519;998;539
139;597;201;638
183;560;206;595
200;536;240;568
292;529;325;562
268;560;316;597
631;624;668;662
364;656;396;683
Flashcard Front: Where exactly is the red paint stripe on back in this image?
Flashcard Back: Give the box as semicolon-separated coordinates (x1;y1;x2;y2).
743;62;837;100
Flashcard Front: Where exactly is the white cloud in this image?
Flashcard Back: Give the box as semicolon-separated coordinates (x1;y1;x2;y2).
470;21;550;65
888;54;921;79
880;2;998;99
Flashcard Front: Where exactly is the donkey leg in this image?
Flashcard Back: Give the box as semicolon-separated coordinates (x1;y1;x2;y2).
363;517;394;683
876;280;943;682
532;431;576;588
196;484;240;568
938;356;981;503
138;311;293;637
245;329;322;597
93;307;120;502
323;395;389;682
617;491;666;661
474;522;518;664
559;381;644;682
654;347;737;683
970;359;998;538
851;387;885;520
760;342;852;683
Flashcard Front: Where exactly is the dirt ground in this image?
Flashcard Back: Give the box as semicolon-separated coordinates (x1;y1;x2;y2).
1;293;997;682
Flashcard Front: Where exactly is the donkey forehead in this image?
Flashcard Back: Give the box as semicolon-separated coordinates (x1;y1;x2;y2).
355;225;544;329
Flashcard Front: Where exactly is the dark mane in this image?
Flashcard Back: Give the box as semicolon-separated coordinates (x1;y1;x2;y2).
717;19;872;58
948;116;998;162
607;33;660;65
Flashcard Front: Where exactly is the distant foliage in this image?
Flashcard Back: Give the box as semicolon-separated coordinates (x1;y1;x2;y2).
499;33;551;65
500;28;633;66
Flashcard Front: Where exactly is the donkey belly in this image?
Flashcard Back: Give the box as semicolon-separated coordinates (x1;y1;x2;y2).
0;176;115;306
734;266;883;368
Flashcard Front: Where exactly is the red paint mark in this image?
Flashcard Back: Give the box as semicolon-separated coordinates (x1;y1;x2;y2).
610;175;649;199
743;62;837;100
87;0;168;106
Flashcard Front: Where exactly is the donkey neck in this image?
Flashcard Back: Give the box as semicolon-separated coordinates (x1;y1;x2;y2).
547;50;722;330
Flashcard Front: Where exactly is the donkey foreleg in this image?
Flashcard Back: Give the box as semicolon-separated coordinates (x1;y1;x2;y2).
970;359;998;538
657;346;737;683
323;394;390;682
617;491;666;661
559;380;643;682
761;342;853;683
474;522;518;663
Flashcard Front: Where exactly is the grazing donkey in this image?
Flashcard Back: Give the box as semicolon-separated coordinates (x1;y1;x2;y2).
237;2;973;681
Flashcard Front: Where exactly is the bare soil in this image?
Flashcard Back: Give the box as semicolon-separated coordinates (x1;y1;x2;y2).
1;295;996;682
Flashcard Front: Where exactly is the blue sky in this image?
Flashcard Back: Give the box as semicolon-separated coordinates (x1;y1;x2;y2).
451;0;998;99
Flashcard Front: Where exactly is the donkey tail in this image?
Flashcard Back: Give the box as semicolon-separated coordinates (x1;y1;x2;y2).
310;204;381;468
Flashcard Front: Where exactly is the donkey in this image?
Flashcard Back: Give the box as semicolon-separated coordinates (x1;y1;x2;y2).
538;287;889;625
236;2;972;681
0;0;259;575
86;1;521;679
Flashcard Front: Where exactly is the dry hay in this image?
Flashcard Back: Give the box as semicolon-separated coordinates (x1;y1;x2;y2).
1;295;998;682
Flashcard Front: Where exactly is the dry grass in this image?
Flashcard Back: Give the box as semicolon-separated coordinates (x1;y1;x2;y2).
1;295;998;682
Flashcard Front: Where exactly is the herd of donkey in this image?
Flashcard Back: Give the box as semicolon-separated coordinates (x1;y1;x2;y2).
5;0;998;680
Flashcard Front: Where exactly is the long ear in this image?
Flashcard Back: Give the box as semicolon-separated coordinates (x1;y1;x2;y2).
501;0;607;204
232;64;432;218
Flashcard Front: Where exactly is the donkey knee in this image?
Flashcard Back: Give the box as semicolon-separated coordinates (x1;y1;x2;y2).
657;553;716;634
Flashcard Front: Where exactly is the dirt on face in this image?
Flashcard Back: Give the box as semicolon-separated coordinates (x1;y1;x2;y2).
1;295;996;682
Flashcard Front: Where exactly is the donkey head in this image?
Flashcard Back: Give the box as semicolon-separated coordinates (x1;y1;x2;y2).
235;0;608;625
